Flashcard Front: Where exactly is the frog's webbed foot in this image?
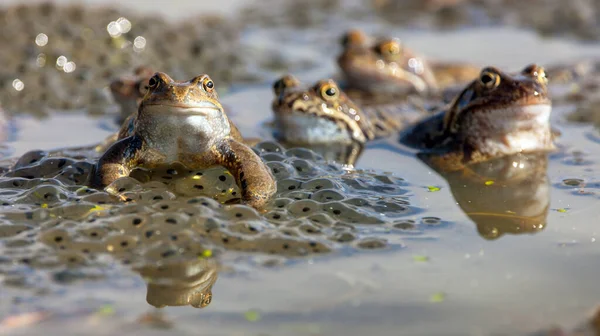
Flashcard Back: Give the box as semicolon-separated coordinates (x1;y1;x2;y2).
214;139;276;209
89;135;144;190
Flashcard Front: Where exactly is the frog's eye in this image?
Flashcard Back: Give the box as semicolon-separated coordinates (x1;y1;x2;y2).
377;40;402;58
203;78;215;92
522;64;548;84
201;293;212;308
273;79;285;95
341;34;351;48
536;68;548;84
147;75;159;89
319;83;339;100
479;71;500;89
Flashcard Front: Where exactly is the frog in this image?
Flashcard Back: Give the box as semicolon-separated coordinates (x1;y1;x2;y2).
337;29;481;96
272;74;376;145
89;72;277;209
99;66;261;154
109;65;155;125
431;152;550;240
399;64;556;172
136;257;218;309
271;74;429;164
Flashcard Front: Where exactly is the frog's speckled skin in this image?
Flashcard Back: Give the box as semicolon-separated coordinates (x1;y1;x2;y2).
90;72;276;209
272;75;376;144
400;64;555;171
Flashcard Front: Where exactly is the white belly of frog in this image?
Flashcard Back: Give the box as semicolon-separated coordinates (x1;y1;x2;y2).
462;104;553;156
275;112;353;144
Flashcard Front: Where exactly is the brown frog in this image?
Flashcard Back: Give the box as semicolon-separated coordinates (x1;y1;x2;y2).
337;29;480;96
400;64;555;171
100;67;261;154
272;74;376;145
272;75;431;142
271;74;429;164
90;72;276;209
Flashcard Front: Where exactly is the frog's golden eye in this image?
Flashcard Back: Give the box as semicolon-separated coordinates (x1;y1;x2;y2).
147;75;159;89
522;64;548;83
479;71;500;89
201;293;212;308
320;83;339;100
377;40;402;58
536;68;548;83
203;78;215;92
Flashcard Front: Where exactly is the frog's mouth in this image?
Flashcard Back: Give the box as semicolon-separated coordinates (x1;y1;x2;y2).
142;101;222;115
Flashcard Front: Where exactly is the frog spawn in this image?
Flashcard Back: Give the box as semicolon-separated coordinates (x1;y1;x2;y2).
0;141;446;293
0;3;256;116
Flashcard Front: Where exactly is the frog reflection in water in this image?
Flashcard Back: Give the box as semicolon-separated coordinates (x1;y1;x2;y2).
433;152;550;240
400;64;556;171
90;72;276;209
337;29;481;96
271;75;428;165
135;257;218;309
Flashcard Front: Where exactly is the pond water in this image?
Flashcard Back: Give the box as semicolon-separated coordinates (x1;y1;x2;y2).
1;1;600;336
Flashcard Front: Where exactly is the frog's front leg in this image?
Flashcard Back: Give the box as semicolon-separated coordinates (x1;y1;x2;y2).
213;139;276;209
89;135;145;189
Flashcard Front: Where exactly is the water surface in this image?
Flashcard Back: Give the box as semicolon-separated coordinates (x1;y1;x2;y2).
2;3;600;336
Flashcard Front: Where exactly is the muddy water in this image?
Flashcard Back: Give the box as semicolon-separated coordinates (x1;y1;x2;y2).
2;3;600;336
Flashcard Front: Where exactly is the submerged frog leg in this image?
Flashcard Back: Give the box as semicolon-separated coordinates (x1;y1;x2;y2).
213;139;276;209
89;135;145;189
